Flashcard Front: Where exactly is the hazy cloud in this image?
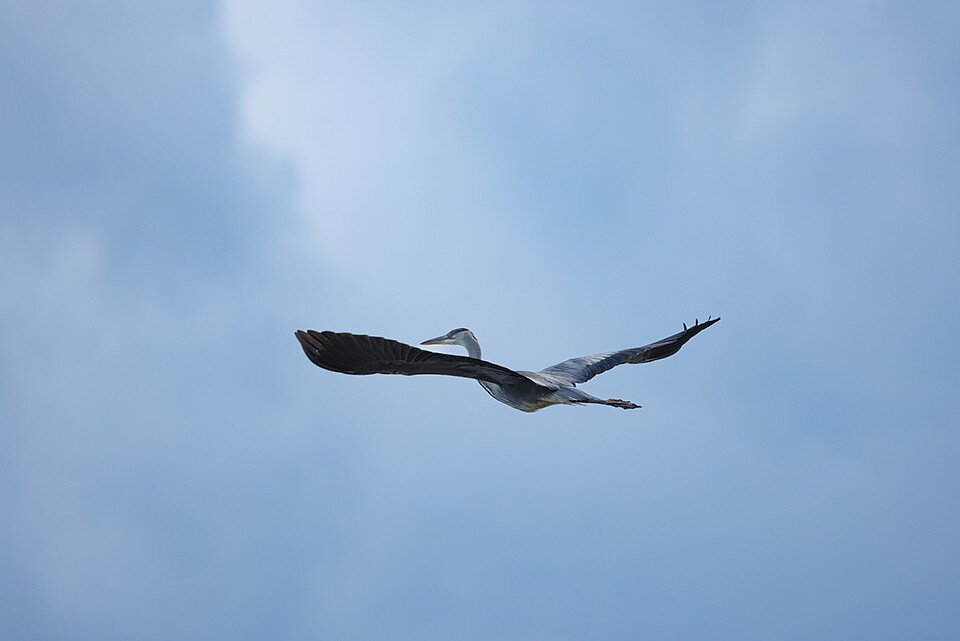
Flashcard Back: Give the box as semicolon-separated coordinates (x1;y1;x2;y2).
2;1;959;640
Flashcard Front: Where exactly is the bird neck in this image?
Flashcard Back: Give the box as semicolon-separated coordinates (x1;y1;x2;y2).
460;333;482;359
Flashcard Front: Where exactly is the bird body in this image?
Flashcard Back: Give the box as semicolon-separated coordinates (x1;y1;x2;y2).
294;318;719;412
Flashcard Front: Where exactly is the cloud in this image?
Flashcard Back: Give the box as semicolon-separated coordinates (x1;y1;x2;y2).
222;3;543;298
2;1;959;640
0;3;343;639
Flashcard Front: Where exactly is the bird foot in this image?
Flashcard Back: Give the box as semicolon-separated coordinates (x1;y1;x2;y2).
607;398;641;410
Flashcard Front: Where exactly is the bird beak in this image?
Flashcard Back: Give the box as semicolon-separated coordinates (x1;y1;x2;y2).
420;334;449;346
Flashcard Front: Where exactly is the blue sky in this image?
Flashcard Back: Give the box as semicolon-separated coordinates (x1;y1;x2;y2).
2;1;959;639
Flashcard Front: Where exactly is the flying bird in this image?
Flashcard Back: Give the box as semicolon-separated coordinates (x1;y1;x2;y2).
294;317;720;412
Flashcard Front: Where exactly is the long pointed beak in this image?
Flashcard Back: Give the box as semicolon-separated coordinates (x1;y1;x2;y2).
420;334;448;346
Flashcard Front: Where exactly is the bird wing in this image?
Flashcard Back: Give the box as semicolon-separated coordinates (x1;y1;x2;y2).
295;330;552;390
538;317;720;385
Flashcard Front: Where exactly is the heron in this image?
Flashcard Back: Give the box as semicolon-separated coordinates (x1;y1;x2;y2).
294;317;719;412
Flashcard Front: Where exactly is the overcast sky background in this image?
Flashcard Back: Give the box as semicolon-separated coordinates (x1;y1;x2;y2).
2;1;959;639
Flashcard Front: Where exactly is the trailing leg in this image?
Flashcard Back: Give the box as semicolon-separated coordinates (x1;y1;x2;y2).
600;398;641;410
569;395;641;410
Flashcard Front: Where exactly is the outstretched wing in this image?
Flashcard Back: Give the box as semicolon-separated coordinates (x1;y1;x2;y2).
538;317;720;386
295;330;551;390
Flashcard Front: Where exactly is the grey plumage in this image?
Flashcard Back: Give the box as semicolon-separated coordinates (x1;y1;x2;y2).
536;317;719;386
294;317;720;412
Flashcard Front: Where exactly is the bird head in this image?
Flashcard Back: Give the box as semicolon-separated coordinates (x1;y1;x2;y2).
420;327;475;347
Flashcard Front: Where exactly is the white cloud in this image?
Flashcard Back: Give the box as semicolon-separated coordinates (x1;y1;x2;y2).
4;3;959;639
219;1;571;318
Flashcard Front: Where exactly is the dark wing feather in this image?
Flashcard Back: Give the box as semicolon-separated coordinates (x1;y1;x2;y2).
539;317;720;385
295;330;548;389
